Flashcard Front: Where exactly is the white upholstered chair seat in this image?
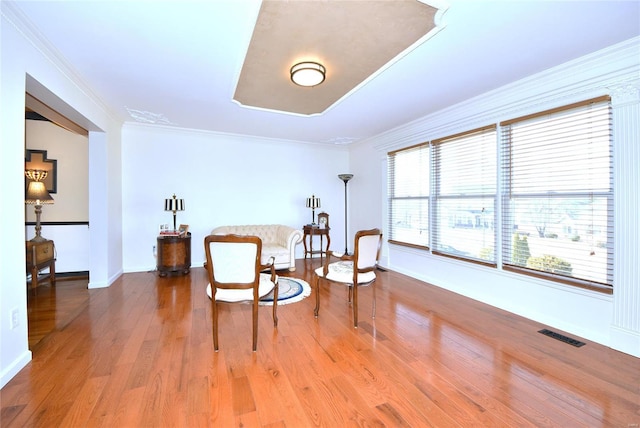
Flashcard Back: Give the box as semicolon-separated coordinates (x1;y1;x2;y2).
314;261;376;285
313;229;383;328
206;273;278;302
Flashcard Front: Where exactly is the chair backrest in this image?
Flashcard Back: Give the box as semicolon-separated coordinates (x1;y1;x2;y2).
354;228;383;271
204;234;262;289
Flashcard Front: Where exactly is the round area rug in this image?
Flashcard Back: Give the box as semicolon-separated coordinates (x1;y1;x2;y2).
259;277;311;306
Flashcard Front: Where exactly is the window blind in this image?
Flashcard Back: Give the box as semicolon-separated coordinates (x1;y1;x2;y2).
500;97;613;289
388;143;430;248
432;126;497;263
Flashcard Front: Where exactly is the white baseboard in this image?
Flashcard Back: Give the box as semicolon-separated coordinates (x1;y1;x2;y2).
0;350;32;389
610;325;640;358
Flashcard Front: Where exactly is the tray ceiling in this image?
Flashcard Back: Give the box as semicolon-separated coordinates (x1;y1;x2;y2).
234;0;439;115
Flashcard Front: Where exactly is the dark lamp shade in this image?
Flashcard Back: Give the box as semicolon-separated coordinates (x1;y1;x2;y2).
164;197;185;212
306;195;320;209
25;181;54;205
338;173;354;183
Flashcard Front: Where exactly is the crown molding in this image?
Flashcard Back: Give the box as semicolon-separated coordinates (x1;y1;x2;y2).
609;79;640;106
371;36;640;153
1;2;121;125
121;121;347;150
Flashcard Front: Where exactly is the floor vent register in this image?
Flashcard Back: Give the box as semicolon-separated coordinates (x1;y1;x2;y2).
538;329;586;347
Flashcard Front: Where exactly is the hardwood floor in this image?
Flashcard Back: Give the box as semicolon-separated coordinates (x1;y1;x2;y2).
27;277;90;350
2;258;639;427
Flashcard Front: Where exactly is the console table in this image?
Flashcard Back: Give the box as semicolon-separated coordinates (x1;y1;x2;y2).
157;233;191;276
303;225;330;260
26;240;56;289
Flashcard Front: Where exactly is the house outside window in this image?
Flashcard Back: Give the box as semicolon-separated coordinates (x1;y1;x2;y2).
432;126;497;264
387;96;613;291
501;97;613;289
388;143;430;248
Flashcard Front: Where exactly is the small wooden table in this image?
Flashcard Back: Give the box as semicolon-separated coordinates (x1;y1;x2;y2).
26;240;56;289
303;225;330;260
157;233;191;276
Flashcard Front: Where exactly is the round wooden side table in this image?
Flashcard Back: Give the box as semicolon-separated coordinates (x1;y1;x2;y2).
157;233;191;276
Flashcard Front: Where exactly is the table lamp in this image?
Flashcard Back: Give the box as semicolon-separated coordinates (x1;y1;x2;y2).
306;194;321;224
25;170;54;242
164;194;185;231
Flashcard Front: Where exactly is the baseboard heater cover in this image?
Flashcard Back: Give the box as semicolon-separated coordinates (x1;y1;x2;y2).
538;329;586;347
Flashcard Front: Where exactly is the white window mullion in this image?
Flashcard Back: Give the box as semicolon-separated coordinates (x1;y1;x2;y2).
495;124;504;269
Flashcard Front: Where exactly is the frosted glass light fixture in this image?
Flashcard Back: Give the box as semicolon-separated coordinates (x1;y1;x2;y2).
290;62;326;87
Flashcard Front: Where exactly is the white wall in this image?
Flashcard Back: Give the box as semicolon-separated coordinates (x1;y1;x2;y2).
24;225;90;273
1;4;123;387
349;140;387;258
349;37;640;356
121;124;350;272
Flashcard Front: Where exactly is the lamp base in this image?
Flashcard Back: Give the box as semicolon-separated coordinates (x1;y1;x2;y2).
30;205;47;243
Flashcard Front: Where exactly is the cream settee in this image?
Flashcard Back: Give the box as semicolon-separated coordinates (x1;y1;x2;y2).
210;224;303;271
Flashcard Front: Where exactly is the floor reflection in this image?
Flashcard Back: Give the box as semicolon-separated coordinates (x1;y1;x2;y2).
27;277;89;350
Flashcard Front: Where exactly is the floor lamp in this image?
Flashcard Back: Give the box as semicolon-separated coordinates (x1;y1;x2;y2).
338;174;353;254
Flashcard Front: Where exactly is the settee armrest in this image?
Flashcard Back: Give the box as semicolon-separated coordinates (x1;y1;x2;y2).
275;225;303;249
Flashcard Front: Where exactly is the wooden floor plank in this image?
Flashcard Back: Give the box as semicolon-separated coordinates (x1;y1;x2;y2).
1;259;638;427
58;375;109;427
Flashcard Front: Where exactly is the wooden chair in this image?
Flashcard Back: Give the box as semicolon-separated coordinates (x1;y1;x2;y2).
313;228;382;327
204;234;278;351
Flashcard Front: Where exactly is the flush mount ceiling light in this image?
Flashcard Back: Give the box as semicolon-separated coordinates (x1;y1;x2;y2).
290;62;326;87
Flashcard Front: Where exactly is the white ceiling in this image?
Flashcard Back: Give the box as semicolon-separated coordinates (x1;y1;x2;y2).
8;0;640;145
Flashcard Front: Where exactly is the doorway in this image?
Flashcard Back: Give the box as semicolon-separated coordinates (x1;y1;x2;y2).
24;93;90;351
